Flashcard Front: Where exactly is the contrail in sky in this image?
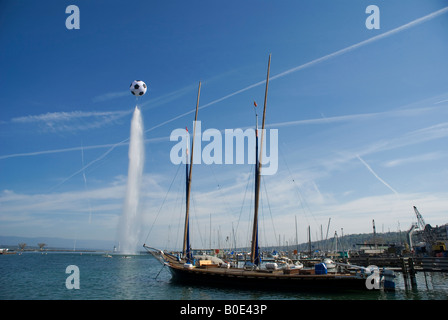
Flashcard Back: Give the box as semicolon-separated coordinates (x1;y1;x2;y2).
142;5;448;131
269;6;448;81
4;6;448;162
3;6;448;188
81;143;93;224
356;155;399;196
179;6;448;116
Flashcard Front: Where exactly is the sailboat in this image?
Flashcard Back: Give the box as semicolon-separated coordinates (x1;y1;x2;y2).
144;55;392;291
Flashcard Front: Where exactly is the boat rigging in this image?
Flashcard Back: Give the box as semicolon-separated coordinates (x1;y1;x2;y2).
143;54;394;292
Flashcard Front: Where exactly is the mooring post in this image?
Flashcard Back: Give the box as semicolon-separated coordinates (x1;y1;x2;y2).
408;257;417;289
401;258;409;290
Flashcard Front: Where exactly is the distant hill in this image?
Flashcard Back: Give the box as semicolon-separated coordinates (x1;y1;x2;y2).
269;231;409;253
0;230;413;253
0;235;115;251
302;231;406;250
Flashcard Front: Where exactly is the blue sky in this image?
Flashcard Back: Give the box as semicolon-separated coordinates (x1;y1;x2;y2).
1;1;448;250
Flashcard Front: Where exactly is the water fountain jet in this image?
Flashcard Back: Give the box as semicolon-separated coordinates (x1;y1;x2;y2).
117;105;145;255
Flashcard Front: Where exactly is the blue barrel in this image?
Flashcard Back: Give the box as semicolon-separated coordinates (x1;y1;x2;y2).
315;263;328;275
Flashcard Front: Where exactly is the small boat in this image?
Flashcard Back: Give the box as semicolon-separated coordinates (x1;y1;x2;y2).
275;258;304;270
323;258;336;269
0;248;16;255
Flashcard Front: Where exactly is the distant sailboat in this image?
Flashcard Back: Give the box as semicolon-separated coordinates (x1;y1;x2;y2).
144;55;392;291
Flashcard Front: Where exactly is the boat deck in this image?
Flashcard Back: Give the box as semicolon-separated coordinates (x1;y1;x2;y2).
171;263;356;279
166;261;370;291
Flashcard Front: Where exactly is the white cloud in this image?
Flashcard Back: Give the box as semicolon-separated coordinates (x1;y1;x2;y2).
11;110;131;132
142;162;448;249
92;91;129;102
0;173;168;240
296;119;448;180
383;152;443;168
269;105;442;129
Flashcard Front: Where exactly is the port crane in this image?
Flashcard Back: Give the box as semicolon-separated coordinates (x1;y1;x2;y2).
412;206;446;255
413;206;427;231
413;206;436;244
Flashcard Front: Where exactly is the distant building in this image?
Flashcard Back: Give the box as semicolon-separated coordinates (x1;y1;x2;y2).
356;243;389;256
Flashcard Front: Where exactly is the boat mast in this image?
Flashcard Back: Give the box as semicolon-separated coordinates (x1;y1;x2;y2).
308;225;312;257
295;216;299;254
250;54;271;266
183;81;201;262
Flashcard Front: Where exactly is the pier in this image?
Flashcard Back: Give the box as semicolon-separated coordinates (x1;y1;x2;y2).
348;256;448;290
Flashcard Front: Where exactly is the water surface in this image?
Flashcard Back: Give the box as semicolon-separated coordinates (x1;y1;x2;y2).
1;252;447;300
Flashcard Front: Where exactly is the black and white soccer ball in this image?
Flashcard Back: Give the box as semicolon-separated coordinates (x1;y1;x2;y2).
130;80;147;96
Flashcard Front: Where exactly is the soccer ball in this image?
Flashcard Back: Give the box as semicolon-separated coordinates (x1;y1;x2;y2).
130;80;147;96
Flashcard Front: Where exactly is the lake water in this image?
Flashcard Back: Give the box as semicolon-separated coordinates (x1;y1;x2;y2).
1;252;447;302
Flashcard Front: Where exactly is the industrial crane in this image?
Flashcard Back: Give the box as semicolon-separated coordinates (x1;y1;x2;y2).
413;206;427;231
413;206;446;254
